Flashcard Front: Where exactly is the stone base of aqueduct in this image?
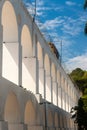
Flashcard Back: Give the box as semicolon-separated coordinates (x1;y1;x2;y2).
0;0;79;130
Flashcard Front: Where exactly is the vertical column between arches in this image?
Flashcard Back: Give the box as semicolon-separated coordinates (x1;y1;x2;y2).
44;54;52;102
37;41;45;98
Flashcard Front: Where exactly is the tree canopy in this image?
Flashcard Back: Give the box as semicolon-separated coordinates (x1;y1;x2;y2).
71;92;87;130
69;68;87;94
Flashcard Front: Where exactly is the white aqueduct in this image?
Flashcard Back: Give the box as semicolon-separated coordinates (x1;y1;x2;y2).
0;0;80;130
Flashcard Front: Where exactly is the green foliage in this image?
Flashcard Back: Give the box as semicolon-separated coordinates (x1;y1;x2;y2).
70;68;87;129
84;22;87;35
82;92;87;112
84;0;87;35
69;68;87;93
71;97;87;130
84;0;87;9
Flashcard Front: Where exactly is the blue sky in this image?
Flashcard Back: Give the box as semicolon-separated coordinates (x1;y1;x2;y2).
23;0;87;72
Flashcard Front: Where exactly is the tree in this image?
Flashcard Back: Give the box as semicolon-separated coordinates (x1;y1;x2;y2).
69;68;87;94
70;68;87;129
71;95;87;130
84;0;87;34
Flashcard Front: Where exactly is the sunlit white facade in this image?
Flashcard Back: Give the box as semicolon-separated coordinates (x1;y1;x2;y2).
0;0;80;130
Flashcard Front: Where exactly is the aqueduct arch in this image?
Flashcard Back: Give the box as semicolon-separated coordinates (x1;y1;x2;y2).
21;24;32;58
51;63;56;81
21;24;38;94
1;1;19;84
44;54;50;76
4;92;20;123
37;41;45;98
21;24;34;91
44;54;52;101
47;109;54;127
37;41;43;68
24;101;36;125
54;112;59;127
51;63;58;105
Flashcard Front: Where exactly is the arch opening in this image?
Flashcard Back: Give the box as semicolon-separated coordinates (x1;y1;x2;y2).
21;25;36;92
47;110;53;127
37;42;43;67
4;92;20;123
57;71;62;107
51;63;56;81
57;71;61;86
21;25;32;58
24;101;36;125
44;54;50;76
55;112;58;127
44;54;51;101
1;1;18;84
52;63;57;105
37;41;44;97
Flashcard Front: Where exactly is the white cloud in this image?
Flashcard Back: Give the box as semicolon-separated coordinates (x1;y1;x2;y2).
38;17;65;30
24;0;44;16
61;14;87;36
65;53;87;72
66;1;76;6
64;14;85;36
37;14;87;37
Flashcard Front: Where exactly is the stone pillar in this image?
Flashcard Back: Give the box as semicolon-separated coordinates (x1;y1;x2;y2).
47;127;55;130
64;93;67;111
32;34;39;94
68;97;71;112
18;44;22;86
0;25;3;77
52;80;58;105
56;83;58;106
58;87;62;108
65;80;68;111
8;123;27;130
61;86;63;109
38;48;45;99
66;94;69;112
45;73;52;102
39;67;45;98
0;121;8;130
27;125;43;130
67;118;70;130
62;90;66;110
59;114;63;130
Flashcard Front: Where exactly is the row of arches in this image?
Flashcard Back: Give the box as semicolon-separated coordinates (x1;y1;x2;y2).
0;0;78;112
2;90;75;130
4;91;36;125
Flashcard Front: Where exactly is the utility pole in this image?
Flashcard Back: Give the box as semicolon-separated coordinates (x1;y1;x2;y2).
33;0;36;22
60;40;62;65
57;39;62;65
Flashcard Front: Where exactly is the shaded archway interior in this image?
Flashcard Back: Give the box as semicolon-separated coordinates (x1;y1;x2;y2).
4;92;20;123
24;101;36;125
21;25;35;93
